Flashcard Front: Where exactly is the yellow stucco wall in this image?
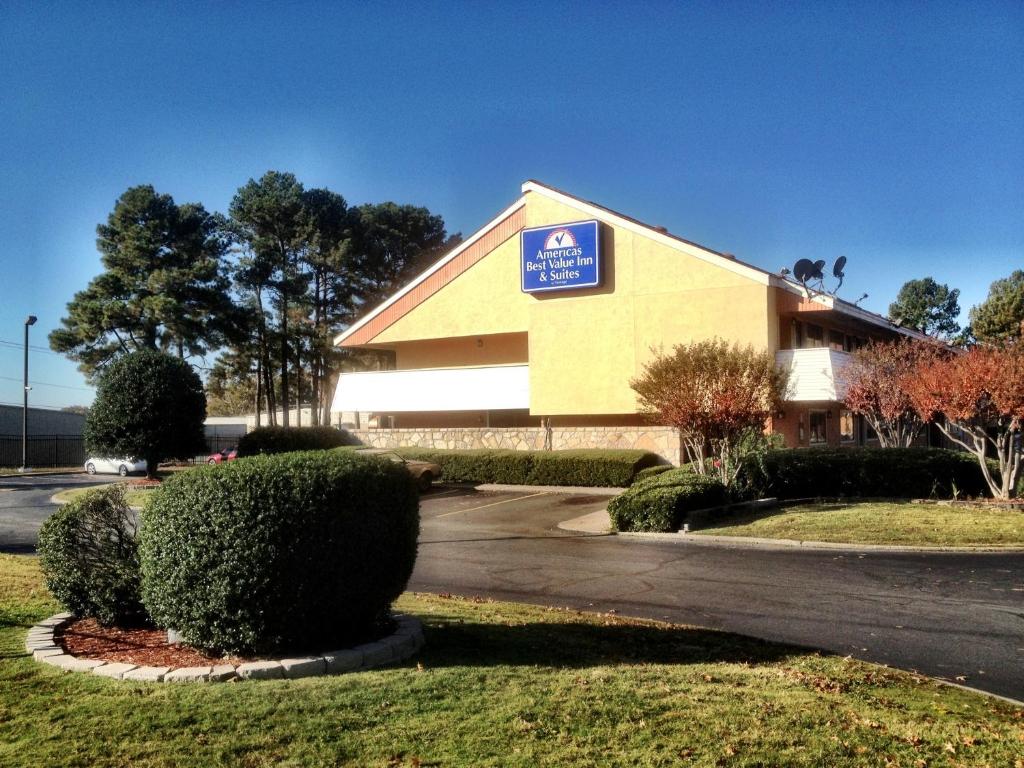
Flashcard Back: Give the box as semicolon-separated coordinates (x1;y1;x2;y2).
362;189;775;416
374;235;531;342
394;333;528;369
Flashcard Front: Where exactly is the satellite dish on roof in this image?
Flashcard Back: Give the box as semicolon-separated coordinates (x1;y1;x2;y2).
833;255;847;278
833;255;848;291
793;259;817;283
793;256;851;297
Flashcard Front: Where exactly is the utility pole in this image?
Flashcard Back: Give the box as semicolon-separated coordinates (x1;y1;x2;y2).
20;315;37;472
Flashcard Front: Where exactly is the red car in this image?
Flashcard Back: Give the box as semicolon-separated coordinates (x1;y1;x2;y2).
207;447;238;464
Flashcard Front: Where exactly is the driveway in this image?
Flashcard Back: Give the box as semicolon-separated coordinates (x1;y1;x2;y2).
0;473;116;553
4;479;1022;700
414;487;1024;701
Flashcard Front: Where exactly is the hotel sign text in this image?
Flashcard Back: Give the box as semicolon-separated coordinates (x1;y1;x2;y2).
520;220;601;293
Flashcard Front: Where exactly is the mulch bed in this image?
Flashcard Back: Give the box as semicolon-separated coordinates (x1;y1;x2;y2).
59;619;251;668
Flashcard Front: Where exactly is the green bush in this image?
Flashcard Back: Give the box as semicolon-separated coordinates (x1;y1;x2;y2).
85;349;206;477
395;447;532;484
391;447;659;487
632;465;673;483
527;450;660;487
139;450;419;655
739;447;993;500
237;425;349;457
608;469;727;532
38;486;145;626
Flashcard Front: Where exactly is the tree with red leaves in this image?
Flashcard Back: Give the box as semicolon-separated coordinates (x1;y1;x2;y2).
631;339;789;486
843;339;947;448
904;344;1023;499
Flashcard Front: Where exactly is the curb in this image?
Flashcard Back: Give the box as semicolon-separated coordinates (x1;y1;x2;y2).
474;483;623;496
615;530;1024;554
933;678;1024;709
0;469;85;479
556;509;613;535
26;613;425;683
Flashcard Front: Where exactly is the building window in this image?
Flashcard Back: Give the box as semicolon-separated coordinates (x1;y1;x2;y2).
805;324;824;348
829;330;845;351
809;410;828;444
840;410;856;443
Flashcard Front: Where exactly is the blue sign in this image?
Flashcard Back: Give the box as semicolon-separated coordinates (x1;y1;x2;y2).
521;220;601;293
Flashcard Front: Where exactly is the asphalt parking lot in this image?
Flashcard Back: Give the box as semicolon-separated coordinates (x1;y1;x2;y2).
418;485;611;539
410;485;1024;702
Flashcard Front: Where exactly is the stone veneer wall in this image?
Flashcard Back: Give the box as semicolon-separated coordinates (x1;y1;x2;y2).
345;426;682;466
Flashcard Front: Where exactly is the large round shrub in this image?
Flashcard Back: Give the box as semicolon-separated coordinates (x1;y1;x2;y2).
85;349;206;478
138;450;420;655
38;486;145;626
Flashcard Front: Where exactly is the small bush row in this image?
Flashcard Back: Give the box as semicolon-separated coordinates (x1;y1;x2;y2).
738;447;993;500
237;425;350;456
392;447;660;487
608;468;728;532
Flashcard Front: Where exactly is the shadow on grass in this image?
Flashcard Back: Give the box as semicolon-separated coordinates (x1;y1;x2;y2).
0;543;38;555
415;615;801;669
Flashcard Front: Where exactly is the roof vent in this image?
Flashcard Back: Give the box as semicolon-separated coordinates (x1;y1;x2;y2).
654;226;669;233
722;252;736;260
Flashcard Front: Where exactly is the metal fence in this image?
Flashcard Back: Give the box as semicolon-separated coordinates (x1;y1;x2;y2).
0;434;243;468
189;434;240;463
0;435;85;468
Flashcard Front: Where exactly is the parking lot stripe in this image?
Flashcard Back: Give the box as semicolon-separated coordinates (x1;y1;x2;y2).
422;488;465;501
434;491;550;518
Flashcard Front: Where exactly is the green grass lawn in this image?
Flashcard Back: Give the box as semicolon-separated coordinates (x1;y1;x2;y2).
693;501;1024;547
51;484;157;508
2;555;1021;766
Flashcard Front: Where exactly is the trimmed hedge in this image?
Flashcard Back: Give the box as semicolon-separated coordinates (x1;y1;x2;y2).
392;447;660;487
738;447;995;500
632;465;673;483
608;468;728;532
237;425;348;457
139;450;419;655
38;486;145;627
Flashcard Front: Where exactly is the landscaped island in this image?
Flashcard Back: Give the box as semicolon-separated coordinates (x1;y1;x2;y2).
693;500;1024;547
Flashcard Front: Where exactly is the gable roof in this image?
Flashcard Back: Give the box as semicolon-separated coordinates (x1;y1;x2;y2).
335;180;927;346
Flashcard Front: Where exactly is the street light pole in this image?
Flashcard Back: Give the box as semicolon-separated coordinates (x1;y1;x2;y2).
20;315;37;472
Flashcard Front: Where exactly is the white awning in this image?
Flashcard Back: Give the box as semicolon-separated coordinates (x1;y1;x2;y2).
331;364;530;413
776;348;852;402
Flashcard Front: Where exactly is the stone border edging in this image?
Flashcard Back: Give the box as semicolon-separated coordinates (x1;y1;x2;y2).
25;613;425;683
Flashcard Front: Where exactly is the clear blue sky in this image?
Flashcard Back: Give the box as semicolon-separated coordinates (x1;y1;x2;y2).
1;1;1021;410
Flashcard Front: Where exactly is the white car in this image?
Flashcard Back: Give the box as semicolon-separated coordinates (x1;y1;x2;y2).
84;457;148;477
